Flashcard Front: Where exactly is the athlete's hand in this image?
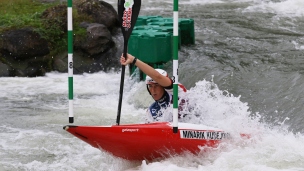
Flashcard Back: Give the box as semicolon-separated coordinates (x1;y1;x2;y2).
120;53;135;65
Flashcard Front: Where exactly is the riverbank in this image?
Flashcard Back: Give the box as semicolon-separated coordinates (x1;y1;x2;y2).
0;0;122;77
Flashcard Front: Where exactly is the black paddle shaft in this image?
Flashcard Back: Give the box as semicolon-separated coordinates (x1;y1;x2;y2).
116;0;141;125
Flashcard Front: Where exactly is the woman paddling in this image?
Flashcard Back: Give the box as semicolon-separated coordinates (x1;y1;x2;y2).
120;53;188;122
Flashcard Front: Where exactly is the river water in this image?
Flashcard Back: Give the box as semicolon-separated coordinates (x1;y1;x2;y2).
1;0;304;170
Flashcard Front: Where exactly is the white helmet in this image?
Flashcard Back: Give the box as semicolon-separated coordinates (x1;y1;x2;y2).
145;68;168;84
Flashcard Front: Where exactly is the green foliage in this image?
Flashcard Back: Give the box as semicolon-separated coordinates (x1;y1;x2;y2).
0;0;92;56
0;0;57;32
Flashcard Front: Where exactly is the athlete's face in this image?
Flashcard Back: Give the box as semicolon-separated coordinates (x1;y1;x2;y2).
147;83;165;101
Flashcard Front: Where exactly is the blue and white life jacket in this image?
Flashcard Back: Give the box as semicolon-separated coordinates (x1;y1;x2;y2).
146;83;187;122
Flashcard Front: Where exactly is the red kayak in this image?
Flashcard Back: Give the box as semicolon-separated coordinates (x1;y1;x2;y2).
63;122;242;161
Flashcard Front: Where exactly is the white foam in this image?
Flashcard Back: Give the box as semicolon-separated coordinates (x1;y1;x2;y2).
244;0;304;17
1;70;304;170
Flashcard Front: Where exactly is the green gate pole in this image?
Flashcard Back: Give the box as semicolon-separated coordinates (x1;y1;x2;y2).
172;0;179;133
68;0;74;123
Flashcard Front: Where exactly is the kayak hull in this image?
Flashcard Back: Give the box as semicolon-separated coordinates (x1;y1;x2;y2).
64;122;230;161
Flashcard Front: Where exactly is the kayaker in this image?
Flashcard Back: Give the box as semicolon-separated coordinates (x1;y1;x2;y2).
120;53;188;122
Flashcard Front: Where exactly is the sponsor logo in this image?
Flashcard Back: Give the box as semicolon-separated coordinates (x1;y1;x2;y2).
180;130;230;140
122;0;134;29
147;79;154;83
122;128;139;132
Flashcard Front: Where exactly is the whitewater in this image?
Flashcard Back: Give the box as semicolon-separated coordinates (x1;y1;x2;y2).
1;0;304;170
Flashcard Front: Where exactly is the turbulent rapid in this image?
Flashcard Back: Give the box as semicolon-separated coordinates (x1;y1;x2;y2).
1;0;304;170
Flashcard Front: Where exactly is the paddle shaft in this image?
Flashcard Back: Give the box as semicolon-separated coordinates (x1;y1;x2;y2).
116;43;128;125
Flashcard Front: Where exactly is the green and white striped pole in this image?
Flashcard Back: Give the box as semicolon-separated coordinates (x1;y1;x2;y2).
67;0;74;123
172;0;179;133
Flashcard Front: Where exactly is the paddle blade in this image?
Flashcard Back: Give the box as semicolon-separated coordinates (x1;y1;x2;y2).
116;0;141;125
118;0;141;41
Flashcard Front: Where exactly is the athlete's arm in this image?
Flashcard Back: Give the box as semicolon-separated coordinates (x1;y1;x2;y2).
120;53;172;87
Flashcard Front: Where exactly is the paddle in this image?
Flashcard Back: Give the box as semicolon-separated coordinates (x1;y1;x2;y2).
116;0;141;125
